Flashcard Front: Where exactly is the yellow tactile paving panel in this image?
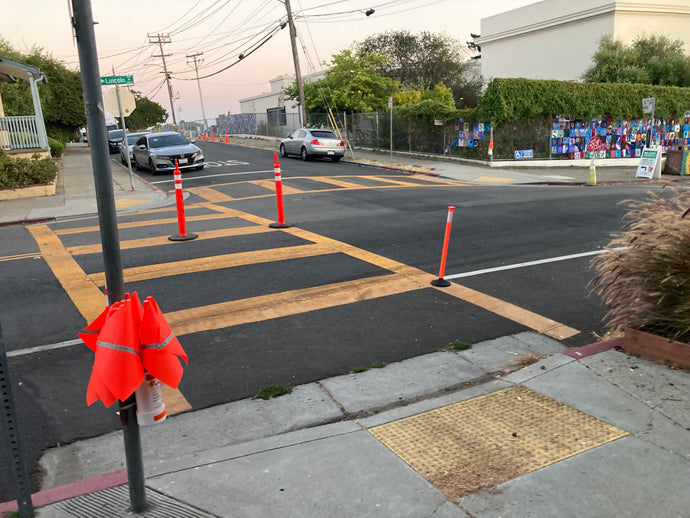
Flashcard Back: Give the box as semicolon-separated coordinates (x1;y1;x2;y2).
369;386;628;499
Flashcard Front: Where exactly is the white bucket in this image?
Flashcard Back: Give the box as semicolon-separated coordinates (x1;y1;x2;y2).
135;373;166;426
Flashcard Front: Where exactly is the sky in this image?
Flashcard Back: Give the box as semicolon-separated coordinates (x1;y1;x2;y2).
1;0;536;124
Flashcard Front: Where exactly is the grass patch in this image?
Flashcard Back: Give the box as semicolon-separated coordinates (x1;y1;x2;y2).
253;385;292;400
446;340;472;351
350;361;387;374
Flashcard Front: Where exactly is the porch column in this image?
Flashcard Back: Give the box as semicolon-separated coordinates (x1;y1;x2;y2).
29;72;49;149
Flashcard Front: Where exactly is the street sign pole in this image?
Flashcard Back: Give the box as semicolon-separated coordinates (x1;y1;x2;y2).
71;0;147;512
388;96;393;161
115;84;135;190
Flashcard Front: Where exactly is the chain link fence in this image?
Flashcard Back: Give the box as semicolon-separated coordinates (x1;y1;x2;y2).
175;111;690;162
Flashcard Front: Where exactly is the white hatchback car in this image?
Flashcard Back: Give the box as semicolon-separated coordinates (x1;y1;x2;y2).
280;128;345;162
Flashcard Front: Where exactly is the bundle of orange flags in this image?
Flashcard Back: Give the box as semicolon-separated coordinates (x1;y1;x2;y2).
78;292;188;407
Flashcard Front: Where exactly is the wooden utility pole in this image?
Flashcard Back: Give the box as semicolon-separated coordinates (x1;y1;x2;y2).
149;33;177;130
283;0;307;127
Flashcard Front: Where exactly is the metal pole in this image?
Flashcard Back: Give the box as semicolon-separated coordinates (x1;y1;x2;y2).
389;104;393;161
115;84;134;190
71;1;146;512
284;0;307;128
0;322;34;518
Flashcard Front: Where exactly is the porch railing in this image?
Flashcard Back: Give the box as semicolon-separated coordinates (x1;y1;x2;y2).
0;115;42;150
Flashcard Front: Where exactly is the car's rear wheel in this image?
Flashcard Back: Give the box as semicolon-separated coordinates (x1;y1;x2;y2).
332;155;341;163
300;147;309;161
148;158;158;175
280;144;288;158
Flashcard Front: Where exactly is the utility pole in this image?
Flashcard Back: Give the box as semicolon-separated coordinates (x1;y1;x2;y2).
148;33;177;130
283;0;307;127
187;52;208;131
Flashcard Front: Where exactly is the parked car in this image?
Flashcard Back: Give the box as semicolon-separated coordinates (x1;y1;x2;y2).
107;129;125;153
118;131;150;164
132;132;205;174
280;128;345;162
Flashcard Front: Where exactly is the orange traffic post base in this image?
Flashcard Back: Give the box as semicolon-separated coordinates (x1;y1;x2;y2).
431;206;455;287
269;153;293;229
224;134;230;144
169;160;199;241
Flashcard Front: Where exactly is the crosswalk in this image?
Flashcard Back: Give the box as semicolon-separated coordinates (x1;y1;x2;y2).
24;175;579;415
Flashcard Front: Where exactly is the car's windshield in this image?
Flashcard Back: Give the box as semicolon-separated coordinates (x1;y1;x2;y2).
126;134;143;145
108;129;124;139
148;134;188;148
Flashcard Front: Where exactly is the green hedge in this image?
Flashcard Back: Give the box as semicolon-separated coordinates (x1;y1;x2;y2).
48;137;65;157
472;78;690;125
0;150;58;189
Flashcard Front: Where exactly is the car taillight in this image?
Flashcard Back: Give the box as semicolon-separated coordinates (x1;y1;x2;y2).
338;140;344;146
310;139;322;145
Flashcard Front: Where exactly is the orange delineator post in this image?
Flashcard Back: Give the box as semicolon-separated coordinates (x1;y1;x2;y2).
269;153;292;229
431;206;455;287
211;133;215;142
169;160;198;241
225;134;229;144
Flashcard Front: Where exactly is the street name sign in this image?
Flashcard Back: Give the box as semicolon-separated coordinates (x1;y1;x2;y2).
101;75;134;86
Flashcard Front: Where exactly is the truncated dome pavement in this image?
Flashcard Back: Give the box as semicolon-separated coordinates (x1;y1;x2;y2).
368;386;629;500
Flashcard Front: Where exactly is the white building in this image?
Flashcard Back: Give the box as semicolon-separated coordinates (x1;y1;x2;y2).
238;71;325;115
475;0;690;82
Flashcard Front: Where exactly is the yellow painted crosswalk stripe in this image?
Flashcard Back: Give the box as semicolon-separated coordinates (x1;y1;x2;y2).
88;243;335;286
66;226;273;255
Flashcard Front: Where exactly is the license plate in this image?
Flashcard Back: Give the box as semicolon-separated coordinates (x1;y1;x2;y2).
327;151;334;155
179;158;189;165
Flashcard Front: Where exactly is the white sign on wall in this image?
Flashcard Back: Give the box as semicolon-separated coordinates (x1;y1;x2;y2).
636;146;662;179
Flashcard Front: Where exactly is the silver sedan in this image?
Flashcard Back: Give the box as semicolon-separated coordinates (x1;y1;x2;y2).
132;132;205;174
119;131;150;164
280;128;345;162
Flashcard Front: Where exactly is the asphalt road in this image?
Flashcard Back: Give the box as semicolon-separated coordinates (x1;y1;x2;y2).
0;141;668;501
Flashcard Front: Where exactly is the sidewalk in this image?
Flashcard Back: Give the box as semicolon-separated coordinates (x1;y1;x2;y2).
3;332;689;517
1;142;689;517
0;143;170;226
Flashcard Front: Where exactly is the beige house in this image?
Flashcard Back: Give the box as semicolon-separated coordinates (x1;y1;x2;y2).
475;0;690;82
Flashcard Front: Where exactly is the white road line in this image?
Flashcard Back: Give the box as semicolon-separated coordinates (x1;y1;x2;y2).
151;169;274;185
445;250;607;279
8;338;83;357
11;248;622;357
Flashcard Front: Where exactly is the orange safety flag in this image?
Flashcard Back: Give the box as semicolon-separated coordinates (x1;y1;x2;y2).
78;305;109;352
91;300;144;405
139;297;188;389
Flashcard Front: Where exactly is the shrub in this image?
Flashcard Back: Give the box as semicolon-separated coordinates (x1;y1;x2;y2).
0;149;58;189
48;137;65;157
589;186;690;341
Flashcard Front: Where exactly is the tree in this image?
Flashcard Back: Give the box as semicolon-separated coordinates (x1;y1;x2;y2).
284;50;400;113
0;39;85;142
355;30;482;107
583;34;690;87
125;91;167;130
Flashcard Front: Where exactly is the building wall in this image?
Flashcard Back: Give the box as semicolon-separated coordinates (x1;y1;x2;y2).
239;71;325;115
477;0;690;82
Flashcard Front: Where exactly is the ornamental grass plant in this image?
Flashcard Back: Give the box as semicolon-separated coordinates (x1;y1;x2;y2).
590;185;690;342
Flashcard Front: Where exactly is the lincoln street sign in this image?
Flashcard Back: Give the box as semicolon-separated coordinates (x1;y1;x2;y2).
100;75;134;86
